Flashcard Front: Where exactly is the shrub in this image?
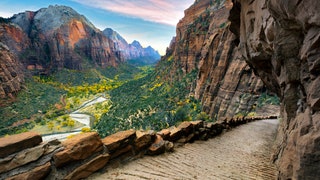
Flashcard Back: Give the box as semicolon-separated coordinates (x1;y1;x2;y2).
81;127;91;132
196;112;210;121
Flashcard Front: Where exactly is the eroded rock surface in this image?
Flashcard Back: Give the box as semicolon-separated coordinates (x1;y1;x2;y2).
6;162;51;180
161;0;265;119
53;132;103;168
0;42;24;101
229;0;320;178
6;5;123;71
0;132;42;158
101;129;136;153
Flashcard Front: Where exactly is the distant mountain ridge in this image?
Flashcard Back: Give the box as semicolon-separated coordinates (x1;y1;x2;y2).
2;5;122;72
103;28;160;65
0;5;159;72
0;5;160;99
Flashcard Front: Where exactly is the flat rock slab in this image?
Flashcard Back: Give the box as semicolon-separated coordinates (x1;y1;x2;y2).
89;120;279;179
53;132;103;168
64;153;110;180
102;129;136;153
6;162;51;180
0;132;42;158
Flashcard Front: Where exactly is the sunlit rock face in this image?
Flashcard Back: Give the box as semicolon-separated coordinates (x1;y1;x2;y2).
1;5;124;74
229;0;320;178
160;0;264;119
0;42;24;101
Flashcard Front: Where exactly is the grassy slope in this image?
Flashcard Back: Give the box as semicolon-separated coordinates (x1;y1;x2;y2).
95;59;204;137
0;63;144;136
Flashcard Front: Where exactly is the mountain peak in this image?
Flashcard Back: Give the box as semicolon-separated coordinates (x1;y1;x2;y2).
103;28;128;45
131;40;142;48
11;4;96;33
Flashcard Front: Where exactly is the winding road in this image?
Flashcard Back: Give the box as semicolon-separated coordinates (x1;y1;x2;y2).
89;119;278;179
42;96;108;142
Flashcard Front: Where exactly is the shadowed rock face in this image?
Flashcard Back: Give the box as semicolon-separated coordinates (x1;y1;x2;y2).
1;5;124;74
161;0;264;119
229;0;320;178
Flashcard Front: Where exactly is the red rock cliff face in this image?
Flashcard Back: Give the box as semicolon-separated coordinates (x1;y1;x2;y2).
1;5;123;74
229;0;320;178
0;43;24;104
162;0;264;119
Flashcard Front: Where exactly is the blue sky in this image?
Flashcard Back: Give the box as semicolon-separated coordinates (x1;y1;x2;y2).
0;0;195;55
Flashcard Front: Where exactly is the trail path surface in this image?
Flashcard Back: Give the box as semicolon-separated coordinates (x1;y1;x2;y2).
89;119;278;180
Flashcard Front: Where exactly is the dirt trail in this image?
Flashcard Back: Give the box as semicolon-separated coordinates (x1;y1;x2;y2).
89;119;278;179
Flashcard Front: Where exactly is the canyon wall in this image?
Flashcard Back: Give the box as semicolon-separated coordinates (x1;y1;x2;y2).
162;0;265;119
229;0;320;178
0;43;24;104
1;5;160;73
0;5;160;100
5;5;123;72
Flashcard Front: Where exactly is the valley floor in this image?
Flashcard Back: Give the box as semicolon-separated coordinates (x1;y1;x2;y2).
89;119;278;179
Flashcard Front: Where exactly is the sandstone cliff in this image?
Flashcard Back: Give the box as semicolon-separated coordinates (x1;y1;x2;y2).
0;42;24;105
229;0;320;178
1;5;124;74
0;5;160;100
161;0;265;119
103;28;160;65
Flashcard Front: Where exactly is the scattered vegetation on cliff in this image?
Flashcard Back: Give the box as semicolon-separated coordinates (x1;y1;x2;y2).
0;63;152;136
95;59;207;137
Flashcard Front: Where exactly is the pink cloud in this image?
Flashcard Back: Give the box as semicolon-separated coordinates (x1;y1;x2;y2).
70;0;195;26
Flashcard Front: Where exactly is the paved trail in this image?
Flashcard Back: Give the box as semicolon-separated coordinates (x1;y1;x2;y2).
89;119;278;180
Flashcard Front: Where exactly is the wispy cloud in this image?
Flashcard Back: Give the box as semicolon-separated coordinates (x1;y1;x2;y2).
0;12;15;18
70;0;195;26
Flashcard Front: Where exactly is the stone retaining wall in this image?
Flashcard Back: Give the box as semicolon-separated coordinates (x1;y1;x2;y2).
0;116;277;180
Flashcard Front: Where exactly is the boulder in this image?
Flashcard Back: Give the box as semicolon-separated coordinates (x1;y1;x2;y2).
177;121;194;135
102;129;136;153
6;162;51;180
147;135;165;156
0;132;42;158
157;129;171;140
0;140;61;173
53;132;103;168
190;120;204;130
135;130;155;151
64;153;110;180
169;127;183;142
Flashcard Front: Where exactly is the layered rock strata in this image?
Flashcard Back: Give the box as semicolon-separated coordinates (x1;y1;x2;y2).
229;0;320;178
161;0;265;119
0;5;160;100
0;42;24;102
5;5;123;72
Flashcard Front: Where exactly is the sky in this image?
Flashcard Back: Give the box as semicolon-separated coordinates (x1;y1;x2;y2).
0;0;195;55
